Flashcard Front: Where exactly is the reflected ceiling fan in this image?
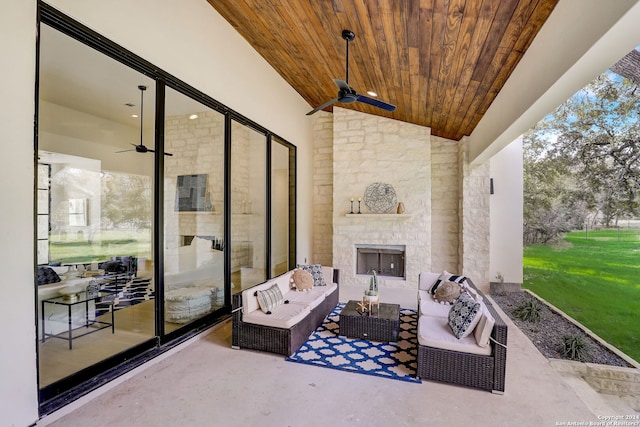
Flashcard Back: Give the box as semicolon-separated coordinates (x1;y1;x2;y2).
306;30;396;116
117;85;173;156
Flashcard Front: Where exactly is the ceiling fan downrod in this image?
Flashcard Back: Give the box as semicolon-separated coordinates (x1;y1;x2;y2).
342;30;355;85
138;85;146;149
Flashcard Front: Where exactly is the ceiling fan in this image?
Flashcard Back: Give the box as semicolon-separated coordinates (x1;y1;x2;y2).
306;30;396;116
117;85;173;156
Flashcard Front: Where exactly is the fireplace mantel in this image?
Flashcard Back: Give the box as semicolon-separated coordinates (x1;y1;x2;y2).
344;214;410;219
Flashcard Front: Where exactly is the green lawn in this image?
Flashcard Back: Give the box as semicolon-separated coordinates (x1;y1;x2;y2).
49;229;152;264
523;229;640;363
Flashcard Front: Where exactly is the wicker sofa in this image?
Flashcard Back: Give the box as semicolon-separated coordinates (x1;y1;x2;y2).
416;271;508;393
232;266;339;356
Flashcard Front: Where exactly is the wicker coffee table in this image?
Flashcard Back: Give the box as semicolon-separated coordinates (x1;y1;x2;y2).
339;300;400;342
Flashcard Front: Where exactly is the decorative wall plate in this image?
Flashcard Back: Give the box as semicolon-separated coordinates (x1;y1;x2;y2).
363;182;397;213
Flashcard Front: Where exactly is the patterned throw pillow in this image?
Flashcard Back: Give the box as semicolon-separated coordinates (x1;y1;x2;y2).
448;291;482;338
290;269;313;291
37;266;61;286
256;284;284;314
297;264;326;286
434;280;462;304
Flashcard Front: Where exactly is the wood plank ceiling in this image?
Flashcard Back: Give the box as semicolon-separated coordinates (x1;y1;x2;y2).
208;0;558;141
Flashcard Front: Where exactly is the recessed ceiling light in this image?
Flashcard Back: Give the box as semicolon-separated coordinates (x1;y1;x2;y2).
131;114;139;118
367;91;378;97
189;114;199;120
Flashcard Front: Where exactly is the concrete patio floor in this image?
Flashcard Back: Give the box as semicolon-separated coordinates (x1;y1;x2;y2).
38;286;639;427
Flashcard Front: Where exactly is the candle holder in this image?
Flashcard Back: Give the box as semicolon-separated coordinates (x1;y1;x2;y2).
349;200;354;214
357;200;362;214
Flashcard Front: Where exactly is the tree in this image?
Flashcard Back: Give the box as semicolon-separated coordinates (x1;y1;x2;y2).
523;129;588;243
524;62;640;241
101;172;152;230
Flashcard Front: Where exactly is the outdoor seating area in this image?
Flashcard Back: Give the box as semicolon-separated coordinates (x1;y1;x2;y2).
232;265;508;393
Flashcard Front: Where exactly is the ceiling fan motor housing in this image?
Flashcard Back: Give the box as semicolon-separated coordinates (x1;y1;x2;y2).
342;29;355;42
338;90;357;103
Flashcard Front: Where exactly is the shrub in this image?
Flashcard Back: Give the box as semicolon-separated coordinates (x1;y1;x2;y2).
560;334;589;361
512;298;542;323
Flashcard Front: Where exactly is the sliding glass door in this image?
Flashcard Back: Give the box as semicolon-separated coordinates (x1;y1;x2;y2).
163;87;226;331
271;137;295;276
37;23;156;391
36;4;297;407
231;121;267;290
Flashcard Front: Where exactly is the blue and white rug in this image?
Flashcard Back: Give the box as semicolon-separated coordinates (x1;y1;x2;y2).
286;303;421;383
95;277;154;317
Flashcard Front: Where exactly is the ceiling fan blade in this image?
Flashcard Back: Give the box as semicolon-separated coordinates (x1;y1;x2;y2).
306;97;340;116
355;94;397;112
333;79;350;92
115;149;134;153
164;152;174;157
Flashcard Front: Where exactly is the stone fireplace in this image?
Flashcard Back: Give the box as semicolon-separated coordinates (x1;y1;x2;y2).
313;107;490;294
331;107;433;290
356;245;405;279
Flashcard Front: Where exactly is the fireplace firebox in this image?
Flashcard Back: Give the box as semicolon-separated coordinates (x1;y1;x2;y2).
356;245;405;279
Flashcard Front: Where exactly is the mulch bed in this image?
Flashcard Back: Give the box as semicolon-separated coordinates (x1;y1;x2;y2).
490;291;633;368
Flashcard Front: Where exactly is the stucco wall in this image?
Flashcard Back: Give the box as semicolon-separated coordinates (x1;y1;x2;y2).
490;137;524;284
1;3;39;426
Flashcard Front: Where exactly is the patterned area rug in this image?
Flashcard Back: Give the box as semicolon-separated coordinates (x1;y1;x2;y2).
286;303;421;383
95;277;154;317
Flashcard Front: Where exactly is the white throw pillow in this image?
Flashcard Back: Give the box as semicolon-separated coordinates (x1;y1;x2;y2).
474;306;495;347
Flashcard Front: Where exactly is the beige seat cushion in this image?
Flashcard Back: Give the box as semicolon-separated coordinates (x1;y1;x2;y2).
418;315;491;356
243;302;310;329
418;291;452;318
284;287;326;309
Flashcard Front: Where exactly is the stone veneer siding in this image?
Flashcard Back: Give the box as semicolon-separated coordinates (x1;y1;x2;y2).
331;107;431;289
430;136;461;273
311;112;334;267
311;108;491;292
459;140;491;292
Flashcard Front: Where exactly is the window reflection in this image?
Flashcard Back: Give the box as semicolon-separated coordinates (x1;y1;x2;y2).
231;122;267;290
37;24;155;389
163;88;226;331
